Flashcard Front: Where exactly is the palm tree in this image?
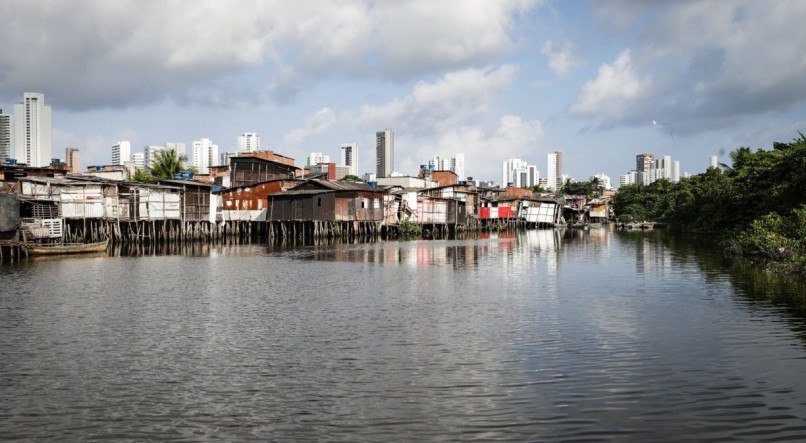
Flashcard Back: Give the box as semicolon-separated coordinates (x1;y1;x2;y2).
150;149;188;179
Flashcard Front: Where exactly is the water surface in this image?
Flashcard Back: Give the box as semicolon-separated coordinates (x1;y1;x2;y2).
2;228;806;441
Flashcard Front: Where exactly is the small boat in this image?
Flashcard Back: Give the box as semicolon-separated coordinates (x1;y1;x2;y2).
23;240;109;256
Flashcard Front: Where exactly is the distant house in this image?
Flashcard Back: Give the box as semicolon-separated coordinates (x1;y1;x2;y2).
267;179;385;222
218;179;301;221
418;169;458;187
155;179;219;223
230;152;302;188
419;183;479;216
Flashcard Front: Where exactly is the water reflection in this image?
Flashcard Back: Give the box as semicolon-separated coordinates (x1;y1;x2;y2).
3;227;806;441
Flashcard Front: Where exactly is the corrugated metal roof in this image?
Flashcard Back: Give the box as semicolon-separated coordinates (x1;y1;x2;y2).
306;179;380;192
270;189;337;196
156;179;218;188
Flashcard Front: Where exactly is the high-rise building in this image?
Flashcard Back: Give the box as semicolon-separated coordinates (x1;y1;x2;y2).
341;142;358;176
237;133;260;152
0;109;11;164
130;152;145;170
306;152;330;167
112;141;131;166
591;172;612;190
165;142;186;159
502;158;526;187
13;92;52;167
451;153;465;181
636;153;654;185
619;170;637;187
192;138;218;174
376;128;394;178
672;160;680;183
65;147;80;173
547;150;563;191
709;155;718;169
144;145;165;169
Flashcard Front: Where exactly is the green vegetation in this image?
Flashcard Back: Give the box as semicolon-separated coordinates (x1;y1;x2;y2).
613;134;806;273
151;149;190;180
132;150;193;182
132;168;154;182
560;176;605;197
339;175;363;182
397;219;422;237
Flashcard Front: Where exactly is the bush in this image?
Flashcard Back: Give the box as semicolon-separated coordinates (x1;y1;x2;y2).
398;219;422;237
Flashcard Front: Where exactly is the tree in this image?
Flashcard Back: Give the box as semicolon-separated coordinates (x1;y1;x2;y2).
132;168;153;182
150;149;188;180
340;174;363;182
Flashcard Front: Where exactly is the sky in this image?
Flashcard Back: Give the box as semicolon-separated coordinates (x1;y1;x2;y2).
2;0;806;183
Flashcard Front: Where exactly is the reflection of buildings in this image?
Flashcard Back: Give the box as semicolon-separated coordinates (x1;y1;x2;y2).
634;233;672;274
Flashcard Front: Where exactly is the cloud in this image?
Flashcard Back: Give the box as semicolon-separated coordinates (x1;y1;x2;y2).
572;0;806;134
0;0;541;110
356;65;518;135
282;107;337;145
540;39;583;75
570;49;653;121
283;65;542;179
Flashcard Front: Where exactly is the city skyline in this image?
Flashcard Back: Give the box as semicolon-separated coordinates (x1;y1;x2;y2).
1;2;805;182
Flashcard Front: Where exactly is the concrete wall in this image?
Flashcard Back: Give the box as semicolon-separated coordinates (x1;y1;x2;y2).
0;193;20;232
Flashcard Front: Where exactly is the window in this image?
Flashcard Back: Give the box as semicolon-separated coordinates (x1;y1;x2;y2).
317;197;322;207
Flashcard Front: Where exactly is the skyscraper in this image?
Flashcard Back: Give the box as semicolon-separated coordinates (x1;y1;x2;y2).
112;141;131;166
341;142;358;176
0;109;11;164
237;133;260;152
130;152;145;170
709;155;718;169
192;138;218;174
547;150;563;191
306;152;330;167
13;92;52;167
636;153;654;185
451;153;465;180
672;160;680;183
165;142;186;159
502;158;526;187
376;128;394;178
144;145;164;169
65;147;80;173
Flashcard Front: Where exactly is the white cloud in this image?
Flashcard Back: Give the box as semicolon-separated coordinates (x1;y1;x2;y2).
540;39;583;75
570;49;653;120
0;0;542;109
281;65;542;180
283;107;337;146
356;65;518;134
574;0;806;133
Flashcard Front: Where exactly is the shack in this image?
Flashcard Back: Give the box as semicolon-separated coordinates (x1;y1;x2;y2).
586;198;611;224
266;179;385;240
230;152;302;188
268;179;384;222
155;180;219;223
419;183;479;216
218;179;301;221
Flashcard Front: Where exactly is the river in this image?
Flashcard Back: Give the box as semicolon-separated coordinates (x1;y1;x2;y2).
2;228;806;441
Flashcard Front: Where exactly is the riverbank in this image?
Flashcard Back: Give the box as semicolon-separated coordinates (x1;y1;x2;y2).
614;134;806;276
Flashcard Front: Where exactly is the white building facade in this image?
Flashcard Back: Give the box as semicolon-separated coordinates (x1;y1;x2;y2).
111;141;131;166
192;138;218;174
13;92;52;167
237;132;260;152
547;151;563;191
306;152;330;167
